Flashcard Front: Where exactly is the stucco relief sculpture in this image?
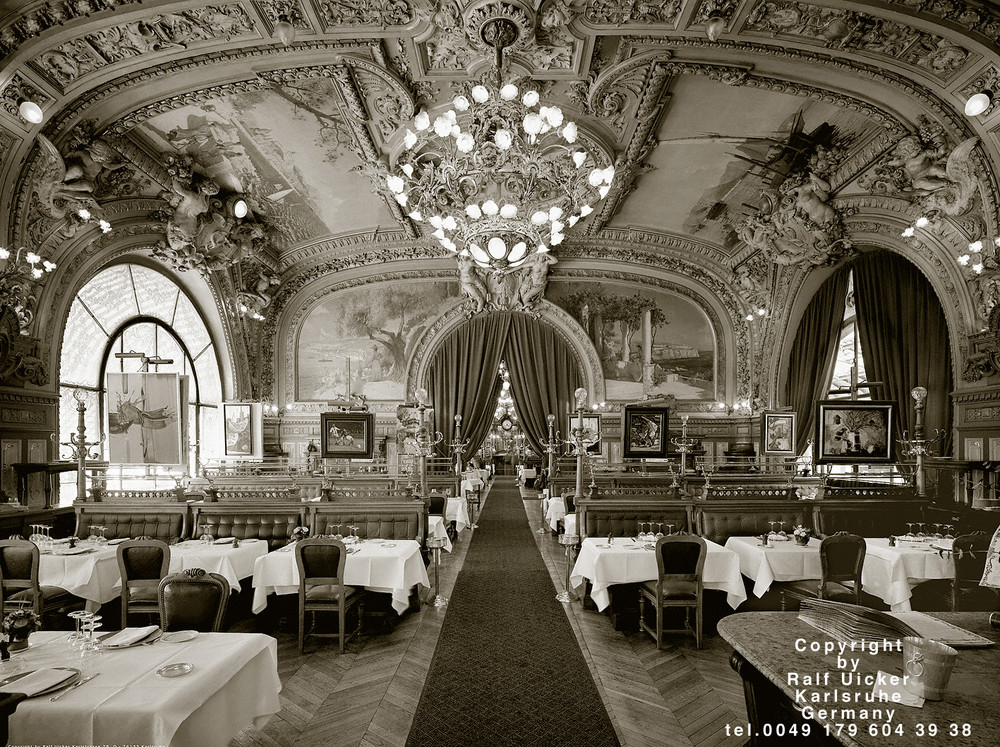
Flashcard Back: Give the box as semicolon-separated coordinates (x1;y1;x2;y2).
457;251;557;316
238;265;282;314
151;154;265;274
860;118;980;218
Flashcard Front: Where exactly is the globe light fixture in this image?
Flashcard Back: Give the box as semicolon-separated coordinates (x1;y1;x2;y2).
17;100;43;124
964;91;992;117
383;19;613;271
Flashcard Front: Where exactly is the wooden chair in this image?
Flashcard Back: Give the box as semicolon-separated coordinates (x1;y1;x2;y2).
818;532;866;604
157;568;229;632
639;535;707;649
117;539;170;629
950;532;998;610
295;537;363;653
0;539;79;621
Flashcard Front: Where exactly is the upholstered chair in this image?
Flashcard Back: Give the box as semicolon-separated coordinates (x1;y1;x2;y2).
0;539;79;621
295;537;363;653
158;568;229;632
639;535;707;649
117;539;170;628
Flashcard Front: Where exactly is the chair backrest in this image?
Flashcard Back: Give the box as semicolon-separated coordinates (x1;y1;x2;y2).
0;540;40;605
427;494;445;516
118;539;170;584
952;532;990;585
820;532;866;587
295;537;347;588
563;494;576;514
655;535;707;583
158;569;229;632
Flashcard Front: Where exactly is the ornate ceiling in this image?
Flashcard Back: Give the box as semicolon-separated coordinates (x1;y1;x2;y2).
3;0;1000;402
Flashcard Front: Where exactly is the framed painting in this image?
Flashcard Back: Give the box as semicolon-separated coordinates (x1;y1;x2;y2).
815;400;897;464
622;406;669;459
321;412;375;459
106;372;184;466
223;402;259;457
568;414;601;455
761;411;796;456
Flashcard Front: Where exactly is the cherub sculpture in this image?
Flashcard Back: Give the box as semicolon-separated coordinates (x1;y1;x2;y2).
457;255;489;316
514;250;558;312
238;266;281;313
32;134;104;223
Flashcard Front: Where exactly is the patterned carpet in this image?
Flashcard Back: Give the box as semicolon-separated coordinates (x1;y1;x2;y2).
405;481;620;747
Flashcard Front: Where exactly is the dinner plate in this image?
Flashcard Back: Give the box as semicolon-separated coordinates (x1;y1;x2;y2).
53;547;95;555
596;544;611;549
0;667;80;697
160;630;198;643
156;663;194;678
382;542;396;548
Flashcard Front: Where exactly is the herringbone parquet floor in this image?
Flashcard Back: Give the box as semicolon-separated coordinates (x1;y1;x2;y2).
230;481;750;747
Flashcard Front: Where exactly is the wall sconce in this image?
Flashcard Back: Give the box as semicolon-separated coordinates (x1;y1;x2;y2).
965;90;992;117
17;100;43;124
274;15;295;46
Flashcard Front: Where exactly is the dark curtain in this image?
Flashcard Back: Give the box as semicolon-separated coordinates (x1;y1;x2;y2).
784;265;851;454
852;251;952;440
425;312;584;461
505;313;583;456
427;314;512;460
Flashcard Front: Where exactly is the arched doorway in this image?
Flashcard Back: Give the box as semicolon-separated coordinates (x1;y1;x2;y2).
425;312;584;463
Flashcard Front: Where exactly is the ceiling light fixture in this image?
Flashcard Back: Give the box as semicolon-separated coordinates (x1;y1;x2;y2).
230;196;249;219
383;18;613;271
274;14;295;46
705;17;726;42
965;91;992;117
17;100;43;124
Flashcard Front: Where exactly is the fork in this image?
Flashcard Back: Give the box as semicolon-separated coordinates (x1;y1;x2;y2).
50;673;99;701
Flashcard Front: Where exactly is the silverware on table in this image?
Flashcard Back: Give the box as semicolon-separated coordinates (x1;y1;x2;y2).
49;673;99;701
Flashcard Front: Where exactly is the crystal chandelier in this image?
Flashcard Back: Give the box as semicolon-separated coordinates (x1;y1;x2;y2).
0;246;56;327
384;28;614;270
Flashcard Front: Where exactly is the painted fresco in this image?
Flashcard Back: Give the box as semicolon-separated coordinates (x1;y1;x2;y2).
138;79;395;248
549;281;716;401
297;281;460;401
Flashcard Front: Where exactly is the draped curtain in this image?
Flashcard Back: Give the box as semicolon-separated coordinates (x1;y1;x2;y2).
784;265;851;454
852;251;952;440
425;312;583;460
505;314;583;456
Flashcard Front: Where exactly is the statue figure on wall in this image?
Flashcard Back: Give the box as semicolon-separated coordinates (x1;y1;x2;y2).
860;117;980;218
32;134;106;232
238;265;281;314
457;254;489;316
512;250;558;311
151;153;265;274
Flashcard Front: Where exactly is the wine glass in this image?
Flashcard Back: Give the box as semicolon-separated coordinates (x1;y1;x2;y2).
944;525;955;540
66;610;88;649
655;523;664;539
199;524;214;544
88;525;99;544
905;523;915;537
777;522;787;538
665;524;675;536
349;525;359;541
333;524;343;540
916;523;927;538
95;526;108;548
768;521;778;537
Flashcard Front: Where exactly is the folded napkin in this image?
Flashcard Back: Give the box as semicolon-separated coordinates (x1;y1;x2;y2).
2;668;76;697
108;538;130;545
213;537;235;544
51;537;72;544
101;625;159;648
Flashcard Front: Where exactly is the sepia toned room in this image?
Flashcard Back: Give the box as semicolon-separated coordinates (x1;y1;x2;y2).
1;1;1000;745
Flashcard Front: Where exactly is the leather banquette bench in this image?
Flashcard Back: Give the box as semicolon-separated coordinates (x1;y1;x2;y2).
576;500;693;537
74;503;188;544
190;504;307;550
694;501;810;544
308;502;426;544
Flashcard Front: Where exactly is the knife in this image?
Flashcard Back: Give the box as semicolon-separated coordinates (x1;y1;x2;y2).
49;673;99;701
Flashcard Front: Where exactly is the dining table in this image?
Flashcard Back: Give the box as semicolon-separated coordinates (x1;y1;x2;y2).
724;535;956;611
3;630;281;747
569;536;747;611
250;538;429;615
428;515;453;553
446;495;470;531
165;537;270;593
38;543;120;612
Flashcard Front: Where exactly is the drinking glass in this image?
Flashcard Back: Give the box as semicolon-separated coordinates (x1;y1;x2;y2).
78;638;103;679
655;523;664;539
66;610;88;648
665;524;675;536
95;526;108;548
349;525;359;541
944;525;955;539
768;521;778;536
333;525;343;540
905;523;915;537
199;524;214;544
916;523;927;538
88;525;99;544
777;522;787;537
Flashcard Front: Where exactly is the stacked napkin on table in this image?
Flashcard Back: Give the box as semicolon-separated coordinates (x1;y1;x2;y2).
100;625;159;648
0;668;76;696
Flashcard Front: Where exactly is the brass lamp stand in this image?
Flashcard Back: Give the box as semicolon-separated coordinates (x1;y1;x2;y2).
426;535;448;607
556;533;580;603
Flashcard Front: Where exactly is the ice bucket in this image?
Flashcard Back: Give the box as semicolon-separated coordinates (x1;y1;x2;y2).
902;636;958;700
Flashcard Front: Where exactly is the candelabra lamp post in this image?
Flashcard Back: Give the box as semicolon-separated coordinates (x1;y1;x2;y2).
670;414;698;476
569;387;590;501
449;413;470;491
898;387;938;498
537;413;560;534
426;535;449;607
556;532;580;603
413;388;443;501
52;389;103;502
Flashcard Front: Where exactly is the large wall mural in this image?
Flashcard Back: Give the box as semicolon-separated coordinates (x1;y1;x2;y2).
549;280;717;401
297;280;460;401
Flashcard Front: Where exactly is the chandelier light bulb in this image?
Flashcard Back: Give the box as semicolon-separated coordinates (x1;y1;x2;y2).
494;129;513;149
572;152;586;167
482;200;499;216
25;252;40;264
500;84;518;100
914;216;930;228
957;254;971;265
0;248;9;260
32;268;43;278
973;263;985;274
969;240;984;252
487;237;507;258
466;205;483;219
901;226;915;237
414;111;430;131
471;86;489;103
77;208;91;220
500;204;517;218
454;95;470;111
531;211;548;225
456;133;475;152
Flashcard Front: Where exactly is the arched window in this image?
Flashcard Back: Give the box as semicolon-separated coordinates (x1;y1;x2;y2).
58;264;223;500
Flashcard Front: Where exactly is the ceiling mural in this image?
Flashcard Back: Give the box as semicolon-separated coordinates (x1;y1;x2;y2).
1;0;999;401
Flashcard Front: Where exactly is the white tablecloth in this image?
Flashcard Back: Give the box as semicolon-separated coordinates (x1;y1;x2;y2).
6;631;281;747
428;516;452;553
447;496;470;531
162;538;269;594
463;469;489;483
725;535;822;599
39;545;120;610
862;537;954;610
545;496;566;531
251;539;429;615
570;537;746;611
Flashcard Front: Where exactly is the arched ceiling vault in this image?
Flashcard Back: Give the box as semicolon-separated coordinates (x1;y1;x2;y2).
4;0;1000;400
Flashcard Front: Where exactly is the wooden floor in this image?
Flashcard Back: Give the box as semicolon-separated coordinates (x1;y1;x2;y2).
230;482;750;747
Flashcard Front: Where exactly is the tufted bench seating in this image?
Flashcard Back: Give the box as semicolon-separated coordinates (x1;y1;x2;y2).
695;502;810;544
190;504;306;550
308;502;425;543
577;500;693;538
815;501;927;537
74;504;187;544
